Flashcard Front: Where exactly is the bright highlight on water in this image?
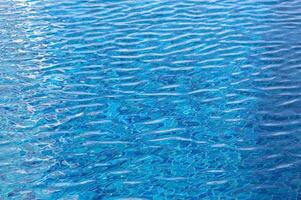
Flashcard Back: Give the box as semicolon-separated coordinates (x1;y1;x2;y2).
1;0;301;199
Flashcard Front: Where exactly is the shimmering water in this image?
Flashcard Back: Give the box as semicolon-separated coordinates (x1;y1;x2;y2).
1;0;301;199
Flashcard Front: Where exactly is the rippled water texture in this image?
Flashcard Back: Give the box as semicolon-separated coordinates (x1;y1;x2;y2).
1;0;301;199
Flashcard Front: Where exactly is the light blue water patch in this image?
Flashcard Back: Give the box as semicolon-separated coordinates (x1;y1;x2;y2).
1;0;301;199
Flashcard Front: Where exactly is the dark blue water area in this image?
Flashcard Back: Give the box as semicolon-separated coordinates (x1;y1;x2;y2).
1;0;301;199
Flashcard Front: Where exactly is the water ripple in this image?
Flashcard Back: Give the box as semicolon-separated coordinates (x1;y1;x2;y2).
1;0;301;199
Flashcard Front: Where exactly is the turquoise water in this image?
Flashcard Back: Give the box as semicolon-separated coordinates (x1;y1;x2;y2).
1;0;301;199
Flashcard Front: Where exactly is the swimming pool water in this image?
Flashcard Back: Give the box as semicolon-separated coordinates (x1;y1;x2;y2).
1;0;301;199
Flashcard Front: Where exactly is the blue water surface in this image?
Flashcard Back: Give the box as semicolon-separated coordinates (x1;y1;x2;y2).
1;0;301;199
